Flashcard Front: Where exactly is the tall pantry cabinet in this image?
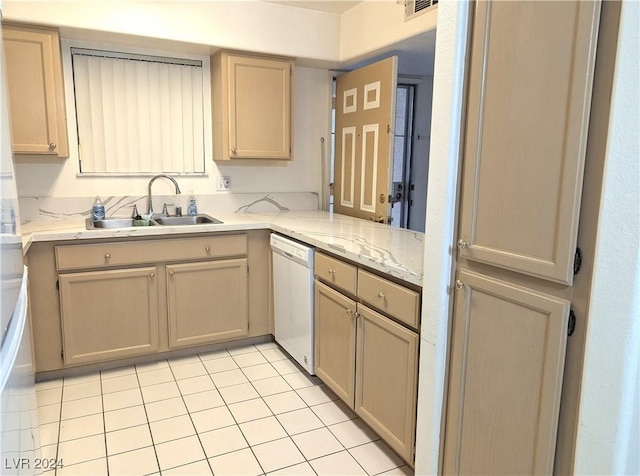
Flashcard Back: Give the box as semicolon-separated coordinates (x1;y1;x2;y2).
443;1;601;474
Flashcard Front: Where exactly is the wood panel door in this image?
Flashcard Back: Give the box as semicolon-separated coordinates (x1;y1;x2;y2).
59;267;159;365
314;280;357;406
443;269;570;474
355;304;419;464
167;259;248;349
2;24;68;156
457;0;601;285
334;57;397;222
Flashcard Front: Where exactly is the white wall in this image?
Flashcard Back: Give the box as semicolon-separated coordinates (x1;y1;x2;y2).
340;1;437;64
573;1;640;473
414;2;469;473
3;0;340;63
14;45;331;199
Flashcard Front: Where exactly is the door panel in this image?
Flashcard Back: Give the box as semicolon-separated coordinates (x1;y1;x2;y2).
167;259;248;348
334;57;397;222
314;280;357;406
443;269;570;475
458;0;600;284
355;304;418;463
59;267;159;365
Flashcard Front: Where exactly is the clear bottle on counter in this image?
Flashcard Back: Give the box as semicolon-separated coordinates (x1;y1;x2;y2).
187;192;198;216
92;196;105;221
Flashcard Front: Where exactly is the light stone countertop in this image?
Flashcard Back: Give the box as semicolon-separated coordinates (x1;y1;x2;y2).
21;211;424;286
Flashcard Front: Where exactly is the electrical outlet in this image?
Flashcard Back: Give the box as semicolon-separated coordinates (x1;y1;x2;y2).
217;176;231;191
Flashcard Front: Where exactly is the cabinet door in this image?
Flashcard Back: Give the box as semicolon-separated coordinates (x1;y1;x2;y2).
2;24;68;156
334;57;398;222
457;1;600;284
228;54;292;159
314;280;357;407
59;267;159;365
355;304;418;464
167;259;248;349
443;269;569;475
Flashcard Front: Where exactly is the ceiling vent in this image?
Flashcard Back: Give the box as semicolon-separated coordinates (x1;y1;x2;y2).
404;0;438;21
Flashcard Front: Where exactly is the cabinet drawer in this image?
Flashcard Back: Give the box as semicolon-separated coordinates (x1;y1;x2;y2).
357;270;420;328
315;253;357;296
56;234;248;270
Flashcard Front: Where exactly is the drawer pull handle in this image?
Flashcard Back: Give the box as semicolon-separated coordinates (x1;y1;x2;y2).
205;245;211;253
328;268;335;275
169;270;175;277
104;253;111;262
377;292;386;300
150;272;155;278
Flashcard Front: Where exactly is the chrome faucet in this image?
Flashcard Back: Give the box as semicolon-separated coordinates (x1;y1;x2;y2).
147;174;181;216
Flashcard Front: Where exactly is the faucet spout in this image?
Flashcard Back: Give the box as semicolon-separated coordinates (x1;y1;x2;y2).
147;174;181;216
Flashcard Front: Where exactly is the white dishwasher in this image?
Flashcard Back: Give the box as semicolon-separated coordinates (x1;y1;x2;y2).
270;233;315;375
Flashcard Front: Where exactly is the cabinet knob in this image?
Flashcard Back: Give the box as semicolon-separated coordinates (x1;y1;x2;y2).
150;272;155;278
377;291;386;300
231;147;237;154
169;270;175;277
457;239;467;249
328;268;335;275
205;245;211;253
49;142;56;150
104;253;111;262
455;280;464;290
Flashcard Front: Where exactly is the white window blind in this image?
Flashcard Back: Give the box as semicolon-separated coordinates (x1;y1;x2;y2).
71;48;205;174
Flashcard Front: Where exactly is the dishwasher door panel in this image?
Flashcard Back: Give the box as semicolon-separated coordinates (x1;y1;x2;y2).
272;244;315;375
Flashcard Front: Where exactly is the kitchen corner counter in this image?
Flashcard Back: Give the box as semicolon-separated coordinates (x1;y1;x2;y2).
21;211;424;286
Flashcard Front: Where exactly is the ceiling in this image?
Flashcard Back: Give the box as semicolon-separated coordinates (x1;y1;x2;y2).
262;0;363;15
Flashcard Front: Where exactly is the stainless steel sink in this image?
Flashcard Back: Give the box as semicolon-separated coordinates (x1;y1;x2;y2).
86;214;222;230
86;217;158;229
153;214;223;226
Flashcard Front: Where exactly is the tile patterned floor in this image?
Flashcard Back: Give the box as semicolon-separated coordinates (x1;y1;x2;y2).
36;342;413;475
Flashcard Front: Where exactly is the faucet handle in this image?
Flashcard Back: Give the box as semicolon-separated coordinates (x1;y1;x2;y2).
131;204;139;218
162;203;169;216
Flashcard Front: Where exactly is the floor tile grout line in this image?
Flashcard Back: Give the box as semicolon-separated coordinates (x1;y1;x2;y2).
210;345;269;476
133;363;163;476
163;351;217;475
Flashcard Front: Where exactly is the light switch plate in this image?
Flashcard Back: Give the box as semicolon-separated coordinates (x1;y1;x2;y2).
217;176;231;191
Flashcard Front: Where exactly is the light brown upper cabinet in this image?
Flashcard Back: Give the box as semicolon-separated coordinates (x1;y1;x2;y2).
334;57;397;223
211;51;293;160
456;1;600;285
2;23;69;158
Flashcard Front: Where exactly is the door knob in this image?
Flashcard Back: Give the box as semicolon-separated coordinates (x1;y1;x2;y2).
455;280;464;290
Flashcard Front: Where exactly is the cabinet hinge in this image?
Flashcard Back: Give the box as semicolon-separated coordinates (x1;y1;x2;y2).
568;309;576;337
60;349;64;360
56;279;59;291
573;247;583;275
331;97;336;109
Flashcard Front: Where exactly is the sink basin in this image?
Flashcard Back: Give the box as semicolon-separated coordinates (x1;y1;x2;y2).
86;217;157;229
153;214;223;226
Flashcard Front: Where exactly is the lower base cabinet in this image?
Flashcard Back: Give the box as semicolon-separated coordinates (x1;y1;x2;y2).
59;267;160;365
355;304;419;463
314;266;419;464
314;281;357;406
167;259;248;349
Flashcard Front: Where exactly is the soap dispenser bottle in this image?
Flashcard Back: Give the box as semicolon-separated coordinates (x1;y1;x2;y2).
187;192;198;216
92;196;105;221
